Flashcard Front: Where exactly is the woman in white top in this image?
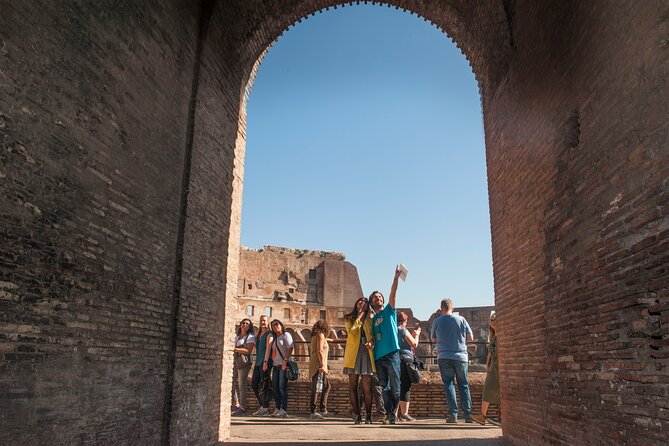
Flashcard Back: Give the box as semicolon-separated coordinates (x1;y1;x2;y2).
263;319;294;417
232;318;255;415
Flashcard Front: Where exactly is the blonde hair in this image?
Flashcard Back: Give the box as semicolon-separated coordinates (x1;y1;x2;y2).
488;313;497;342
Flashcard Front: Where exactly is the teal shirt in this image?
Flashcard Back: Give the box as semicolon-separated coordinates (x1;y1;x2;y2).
254;330;271;366
372;304;399;360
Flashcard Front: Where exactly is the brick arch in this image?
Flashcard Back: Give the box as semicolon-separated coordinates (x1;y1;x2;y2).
1;2;666;446
231;2;517;132
237;1;512;105
196;2;669;445
207;6;508;442
198;5;509;440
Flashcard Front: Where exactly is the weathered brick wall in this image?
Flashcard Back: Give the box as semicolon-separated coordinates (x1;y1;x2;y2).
1;1;667;445
240;376;499;420
0;1;199;445
485;2;669;445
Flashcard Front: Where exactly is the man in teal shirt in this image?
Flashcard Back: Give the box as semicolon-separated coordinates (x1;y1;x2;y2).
370;267;402;424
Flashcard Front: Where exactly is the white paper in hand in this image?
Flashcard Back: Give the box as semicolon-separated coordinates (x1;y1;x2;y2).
398;264;408;281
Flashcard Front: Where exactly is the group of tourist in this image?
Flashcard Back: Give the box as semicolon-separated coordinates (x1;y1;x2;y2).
230;266;500;425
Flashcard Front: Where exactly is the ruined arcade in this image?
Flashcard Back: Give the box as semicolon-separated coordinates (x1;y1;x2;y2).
1;1;668;445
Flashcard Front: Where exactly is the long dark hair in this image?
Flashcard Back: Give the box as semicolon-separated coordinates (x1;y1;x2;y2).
270;319;285;335
311;319;330;337
344;297;369;322
236;318;254;337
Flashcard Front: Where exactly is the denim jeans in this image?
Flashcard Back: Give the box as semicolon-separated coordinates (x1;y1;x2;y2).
272;366;288;410
375;350;401;420
438;358;472;418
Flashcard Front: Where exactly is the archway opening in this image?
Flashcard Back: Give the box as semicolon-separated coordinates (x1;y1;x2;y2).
228;3;497;442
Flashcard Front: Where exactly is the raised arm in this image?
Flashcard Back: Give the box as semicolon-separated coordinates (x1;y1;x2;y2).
388;265;401;308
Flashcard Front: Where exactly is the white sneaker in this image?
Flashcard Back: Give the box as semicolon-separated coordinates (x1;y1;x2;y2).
269;408;282;417
252;407;268;416
278;409;288;418
310;412;323;419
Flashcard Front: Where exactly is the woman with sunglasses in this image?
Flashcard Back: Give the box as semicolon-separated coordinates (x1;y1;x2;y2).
232;318;255;415
264;319;294;418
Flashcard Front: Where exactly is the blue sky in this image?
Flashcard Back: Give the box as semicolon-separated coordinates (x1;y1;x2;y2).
241;4;493;320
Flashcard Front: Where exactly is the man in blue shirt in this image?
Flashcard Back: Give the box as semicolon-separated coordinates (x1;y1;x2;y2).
370;266;402;424
431;298;474;423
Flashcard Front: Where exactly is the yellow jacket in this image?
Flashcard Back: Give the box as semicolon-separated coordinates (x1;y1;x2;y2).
343;317;376;372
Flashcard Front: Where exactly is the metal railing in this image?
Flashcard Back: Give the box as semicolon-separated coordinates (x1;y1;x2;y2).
282;338;490;364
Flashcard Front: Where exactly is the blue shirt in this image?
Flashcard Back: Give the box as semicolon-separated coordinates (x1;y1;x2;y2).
398;327;413;357
430;314;472;362
254;330;271;366
372;304;399;360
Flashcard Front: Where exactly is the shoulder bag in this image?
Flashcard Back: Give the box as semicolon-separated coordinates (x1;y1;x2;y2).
234;334;251;369
274;336;300;381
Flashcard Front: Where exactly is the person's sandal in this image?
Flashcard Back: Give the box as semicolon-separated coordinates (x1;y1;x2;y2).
365;414;373;424
354;414;362;424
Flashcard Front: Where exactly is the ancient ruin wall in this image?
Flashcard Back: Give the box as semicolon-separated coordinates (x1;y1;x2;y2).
238;245;346;303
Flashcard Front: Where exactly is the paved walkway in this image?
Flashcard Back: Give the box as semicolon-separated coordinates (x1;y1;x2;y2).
226;415;505;445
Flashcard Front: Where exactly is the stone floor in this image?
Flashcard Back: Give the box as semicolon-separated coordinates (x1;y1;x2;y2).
225;415;506;445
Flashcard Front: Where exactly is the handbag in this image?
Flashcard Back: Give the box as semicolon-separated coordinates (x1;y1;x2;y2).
258;368;273;402
404;354;421;384
285;359;300;381
234;334;251;369
274;336;300;381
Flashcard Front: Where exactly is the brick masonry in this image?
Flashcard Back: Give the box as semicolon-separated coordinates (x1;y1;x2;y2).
239;376;499;420
0;1;667;446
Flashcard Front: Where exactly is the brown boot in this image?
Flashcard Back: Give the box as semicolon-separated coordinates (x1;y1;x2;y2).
471;414;486;425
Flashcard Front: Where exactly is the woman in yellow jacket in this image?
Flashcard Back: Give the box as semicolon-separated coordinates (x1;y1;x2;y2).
343;297;376;424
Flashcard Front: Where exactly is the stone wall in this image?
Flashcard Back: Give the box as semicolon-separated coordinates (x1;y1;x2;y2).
238;245;362;308
235;245;363;333
0;1;667;445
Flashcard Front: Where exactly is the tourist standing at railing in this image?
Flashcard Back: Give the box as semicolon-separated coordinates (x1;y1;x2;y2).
308;319;331;419
431;298;474;423
265;319;294;418
251;315;273;416
370;266;403;425
232;318;255;415
472;313;499;425
343;297;376;424
396;311;420;422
